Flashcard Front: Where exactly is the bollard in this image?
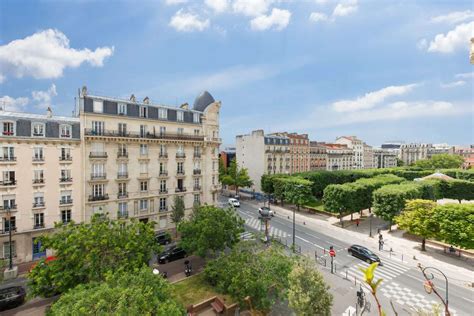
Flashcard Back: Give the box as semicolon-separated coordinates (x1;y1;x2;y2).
413;255;417;260
345;269;348;280
324;248;326;255
354;276;356;285
287;216;290;219
402;254;404;262
303;221;306;225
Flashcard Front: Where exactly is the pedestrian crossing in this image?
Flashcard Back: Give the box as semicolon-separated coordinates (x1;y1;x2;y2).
340;257;410;284
244;217;288;238
239;231;255;241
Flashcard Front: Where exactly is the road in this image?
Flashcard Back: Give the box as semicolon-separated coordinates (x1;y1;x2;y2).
221;197;473;315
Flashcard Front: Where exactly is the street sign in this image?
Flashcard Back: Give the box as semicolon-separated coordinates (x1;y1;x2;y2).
329;249;336;257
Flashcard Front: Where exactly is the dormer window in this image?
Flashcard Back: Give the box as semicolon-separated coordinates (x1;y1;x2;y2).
2;122;15;136
32;123;45;137
118;103;127;115
193;113;200;123
140;106;148;118
158;108;167;119
93;100;103;113
177;111;184;122
60;125;72;138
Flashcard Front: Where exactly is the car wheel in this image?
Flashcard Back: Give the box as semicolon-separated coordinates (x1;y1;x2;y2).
366;258;371;263
348;249;352;254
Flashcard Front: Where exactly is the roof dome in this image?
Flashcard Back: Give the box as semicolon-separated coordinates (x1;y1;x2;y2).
193;91;215;112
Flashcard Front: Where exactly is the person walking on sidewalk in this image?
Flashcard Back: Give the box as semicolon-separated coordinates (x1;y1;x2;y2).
355;218;360;227
378;233;384;251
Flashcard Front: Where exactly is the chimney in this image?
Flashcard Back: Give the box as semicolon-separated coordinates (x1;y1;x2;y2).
46;107;53;118
81;86;88;96
143;96;150;104
180;103;189;110
130;94;136;102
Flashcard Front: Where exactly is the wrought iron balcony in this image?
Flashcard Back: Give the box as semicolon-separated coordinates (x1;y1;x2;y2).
33;202;45;208
117;211;129;219
59;198;73;205
160;189;168;194
177;170;185;176
0;227;17;234
91;173;107;180
0;204;17;211
0;156;16;162
159;153;168;158
193;153;201;158
89;152;108;158
176;153;186;159
193;169;201;175
32;156;45;162
117;152;128;158
33;223;45;230
84;129;205;141
59;177;73;183
175;187;187;193
59;156;72;161
193;186;202;191
159;170;168;176
33;179;45;184
117;192;128;199
0;180;16;186
117;172;128;179
88;194;109;202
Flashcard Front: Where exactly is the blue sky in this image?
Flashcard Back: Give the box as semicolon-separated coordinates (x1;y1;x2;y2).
0;0;473;147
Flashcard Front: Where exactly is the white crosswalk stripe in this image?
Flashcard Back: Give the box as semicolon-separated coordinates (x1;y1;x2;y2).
340;258;410;284
244;218;287;238
239;231;255;240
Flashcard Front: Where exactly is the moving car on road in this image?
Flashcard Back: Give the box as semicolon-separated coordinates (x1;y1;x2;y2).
348;245;381;264
258;206;274;217
155;231;172;245
158;246;187;264
228;198;240;207
0;286;26;311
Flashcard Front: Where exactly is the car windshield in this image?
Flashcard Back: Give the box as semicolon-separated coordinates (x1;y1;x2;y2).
261;207;269;210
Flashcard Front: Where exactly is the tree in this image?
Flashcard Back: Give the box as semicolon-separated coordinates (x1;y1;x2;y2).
432;203;474;249
283;178;314;213
204;243;294;312
395;199;438;251
221;159;253;195
287;258;333;316
28;216;160;297
413;154;464;169
178;205;244;257
396;158;404;167
218;156;227;183
444;180;474;203
170;196;185;237
48;267;184;315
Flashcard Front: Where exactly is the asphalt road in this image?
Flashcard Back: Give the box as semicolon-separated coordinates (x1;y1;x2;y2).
222;198;473;315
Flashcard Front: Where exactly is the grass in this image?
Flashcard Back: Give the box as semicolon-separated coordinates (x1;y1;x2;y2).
171;273;235;307
304;199;326;211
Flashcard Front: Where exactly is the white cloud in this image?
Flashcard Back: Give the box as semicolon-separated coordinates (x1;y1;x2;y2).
427;21;474;53
455;72;474;79
233;0;272;17
0;74;5;84
205;0;229;14
0;29;113;81
417;38;428;50
309;12;328;23
250;8;291;31
333;0;358;17
0;95;29;112
332;83;418;112
315;0;329;4
440;80;466;88
430;10;474;24
169;10;210;32
164;0;188;5
32;84;58;109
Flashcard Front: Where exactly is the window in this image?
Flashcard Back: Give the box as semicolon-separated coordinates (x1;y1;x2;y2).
194;129;200;136
140;125;147;138
34;213;44;228
34;170;44;183
93;100;103;113
91;121;104;135
177;162;184;174
140;144;148;156
159;198;167;211
118;103;127;115
118;202;128;218
3;241;16;259
140;181;148;192
92;184;105;197
159;108;167;119
118;123;127;136
140;162;148;174
92;164;105;177
61;210;71;224
118;182;127;197
118;163;127;176
140;106;148;118
194;178;200;189
2;122;14;136
177;111;184;122
32;123;45;137
33;147;44;160
60;147;71;160
60;125;72;138
160;180;167;192
3;216;16;232
2;171;15;184
139;199;148;211
160;144;167;156
177;127;184;135
194;146;201;157
177;145;184;155
33;192;45;207
2;198;16;210
91;142;105;156
118;144;127;157
193;113;200;123
159;162;166;174
61;190;72;204
2;147;14;160
194;194;200;205
159;126;166;136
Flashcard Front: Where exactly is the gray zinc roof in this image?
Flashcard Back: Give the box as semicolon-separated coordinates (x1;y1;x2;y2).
193;91;215;112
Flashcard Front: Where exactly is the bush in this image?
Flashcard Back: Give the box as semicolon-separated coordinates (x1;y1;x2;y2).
432;203;474;249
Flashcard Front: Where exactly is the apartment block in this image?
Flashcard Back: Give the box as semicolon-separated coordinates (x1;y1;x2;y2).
400;143;432;165
0;109;82;263
309;141;327;170
363;143;374;169
373;149;398;168
335;136;364;169
236;130;290;192
79;88;221;229
324;143;354;171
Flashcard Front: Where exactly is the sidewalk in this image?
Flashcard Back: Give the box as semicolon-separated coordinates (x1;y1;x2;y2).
247;199;474;289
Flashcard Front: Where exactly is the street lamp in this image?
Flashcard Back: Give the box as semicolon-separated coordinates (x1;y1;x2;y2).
292;184;304;252
369;213;374;238
418;264;450;316
5;207;13;269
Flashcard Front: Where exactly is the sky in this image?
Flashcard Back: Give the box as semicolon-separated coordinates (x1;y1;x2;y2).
0;0;473;147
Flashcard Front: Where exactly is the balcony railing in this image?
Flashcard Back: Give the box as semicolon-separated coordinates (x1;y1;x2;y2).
89;152;108;158
88;194;109;202
117;152;128;158
2;131;14;136
117;192;128;199
175;187;187;193
159;153;168;159
59;156;72;161
117;211;129;219
33;202;45;208
60;177;73;183
91;173;107;180
176;153;186;159
0;204;17;210
159;170;168;176
117;172;128;179
32;156;45;162
193;186;201;191
84;129;205;141
177;170;185;176
0;227;17;234
0;180;16;186
33;179;45;184
160;189;168;194
0;156;16;162
159;207;168;213
33;223;45;230
193;169;201;175
193;153;201;158
60;198;73;205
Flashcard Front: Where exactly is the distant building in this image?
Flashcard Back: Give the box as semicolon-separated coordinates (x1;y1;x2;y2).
324;143;354;171
429;143;453;156
381;141;404;157
363;143;374;169
236;130;290;192
270;132;310;174
373;149;398;168
309;141;327;170
220;147;236;169
400;143;432;165
450;145;474;169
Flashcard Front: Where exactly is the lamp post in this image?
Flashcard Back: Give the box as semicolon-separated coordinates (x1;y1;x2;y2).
418;264;450;316
5;207;13;269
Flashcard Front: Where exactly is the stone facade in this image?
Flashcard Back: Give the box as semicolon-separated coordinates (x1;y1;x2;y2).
400;143;432;165
373;149;398;168
309;141;327;170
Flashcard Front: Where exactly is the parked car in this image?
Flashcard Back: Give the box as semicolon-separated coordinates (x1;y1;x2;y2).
155;231;172;245
228;198;240;207
258;206;274;217
158;246;187;264
0;286;26;311
348;245;381;264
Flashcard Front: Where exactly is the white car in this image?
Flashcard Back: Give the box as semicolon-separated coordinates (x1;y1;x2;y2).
258;207;274;217
228;198;240;207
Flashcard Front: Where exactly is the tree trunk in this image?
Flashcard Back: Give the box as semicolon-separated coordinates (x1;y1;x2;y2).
389;220;392;231
235;185;238;196
421;238;426;251
340;211;344;228
351;213;353;221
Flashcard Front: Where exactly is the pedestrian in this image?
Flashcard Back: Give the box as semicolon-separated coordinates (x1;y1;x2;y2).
356;218;360;227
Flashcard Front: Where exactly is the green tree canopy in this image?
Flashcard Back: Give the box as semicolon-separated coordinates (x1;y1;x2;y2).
413;154;464;169
432;203;474;249
287;258;333;316
178;205;244;257
28;216;159;297
204;243;294;312
218;156;227;183
170;195;185;237
48;267;184;315
395;199;438;251
283;177;314;210
221;159;253;195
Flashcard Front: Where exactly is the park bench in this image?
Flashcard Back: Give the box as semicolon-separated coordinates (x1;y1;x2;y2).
211;297;225;314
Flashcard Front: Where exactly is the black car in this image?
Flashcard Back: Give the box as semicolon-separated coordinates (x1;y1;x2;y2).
158;247;187;264
348;245;381;264
0;286;26;311
155;231;172;245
